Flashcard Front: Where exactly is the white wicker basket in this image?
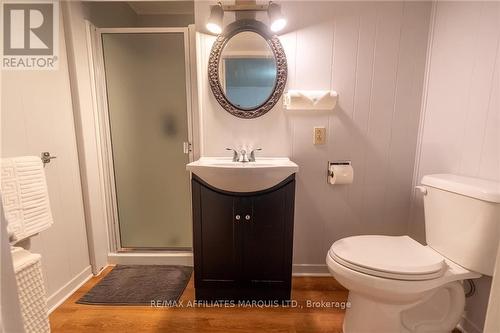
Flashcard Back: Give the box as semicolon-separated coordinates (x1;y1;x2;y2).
12;247;50;333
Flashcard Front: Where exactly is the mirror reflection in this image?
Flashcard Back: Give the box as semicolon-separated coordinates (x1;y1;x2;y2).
218;31;277;110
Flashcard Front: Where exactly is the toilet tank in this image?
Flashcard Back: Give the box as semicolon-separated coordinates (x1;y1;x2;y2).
421;174;500;276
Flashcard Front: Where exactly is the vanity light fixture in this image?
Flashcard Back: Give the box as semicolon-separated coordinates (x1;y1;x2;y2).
206;3;224;34
205;1;287;35
268;2;286;32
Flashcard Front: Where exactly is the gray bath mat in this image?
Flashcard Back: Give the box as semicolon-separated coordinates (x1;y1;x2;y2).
77;265;192;305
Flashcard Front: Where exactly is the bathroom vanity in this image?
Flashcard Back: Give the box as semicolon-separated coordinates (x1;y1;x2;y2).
187;15;297;301
187;157;298;301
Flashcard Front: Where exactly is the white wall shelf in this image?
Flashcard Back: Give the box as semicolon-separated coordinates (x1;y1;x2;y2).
283;90;338;111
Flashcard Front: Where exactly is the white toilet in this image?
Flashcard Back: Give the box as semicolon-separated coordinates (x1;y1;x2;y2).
326;174;500;333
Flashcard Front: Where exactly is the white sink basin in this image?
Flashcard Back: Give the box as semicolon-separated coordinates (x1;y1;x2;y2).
186;157;299;193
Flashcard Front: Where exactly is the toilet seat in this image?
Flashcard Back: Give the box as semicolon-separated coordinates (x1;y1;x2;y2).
329;235;447;281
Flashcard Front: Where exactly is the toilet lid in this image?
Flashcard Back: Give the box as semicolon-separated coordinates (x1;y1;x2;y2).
329;235;447;280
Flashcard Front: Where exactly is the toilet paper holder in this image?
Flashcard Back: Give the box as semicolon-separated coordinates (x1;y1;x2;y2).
327;160;353;184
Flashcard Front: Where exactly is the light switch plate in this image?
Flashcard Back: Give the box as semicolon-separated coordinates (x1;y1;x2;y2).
313;127;326;145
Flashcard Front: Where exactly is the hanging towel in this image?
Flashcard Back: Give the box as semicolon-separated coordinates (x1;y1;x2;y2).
1;156;53;242
284;90;338;110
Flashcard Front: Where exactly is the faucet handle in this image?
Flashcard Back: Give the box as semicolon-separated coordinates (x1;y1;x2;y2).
249;148;262;162
225;147;239;162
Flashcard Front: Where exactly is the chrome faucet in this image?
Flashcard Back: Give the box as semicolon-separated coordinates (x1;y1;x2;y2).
249;148;262;162
225;147;239;162
226;147;262;162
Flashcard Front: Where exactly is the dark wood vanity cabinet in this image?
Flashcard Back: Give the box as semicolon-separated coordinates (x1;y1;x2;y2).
191;174;296;301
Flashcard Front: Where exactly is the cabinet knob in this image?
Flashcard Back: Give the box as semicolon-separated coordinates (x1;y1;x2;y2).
245;214;251;221
235;215;241;221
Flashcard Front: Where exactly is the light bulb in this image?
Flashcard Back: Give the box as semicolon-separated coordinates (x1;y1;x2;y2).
206;22;222;34
270;18;286;32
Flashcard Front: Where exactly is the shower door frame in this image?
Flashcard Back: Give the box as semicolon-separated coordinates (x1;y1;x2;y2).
91;26;196;253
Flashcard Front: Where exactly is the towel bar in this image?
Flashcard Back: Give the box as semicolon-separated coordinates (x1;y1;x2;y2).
40;152;56;165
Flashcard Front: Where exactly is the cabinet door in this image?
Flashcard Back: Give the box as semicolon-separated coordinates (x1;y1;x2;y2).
242;180;295;283
193;181;240;284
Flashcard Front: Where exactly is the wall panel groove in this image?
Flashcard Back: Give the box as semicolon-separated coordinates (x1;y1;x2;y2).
195;0;431;264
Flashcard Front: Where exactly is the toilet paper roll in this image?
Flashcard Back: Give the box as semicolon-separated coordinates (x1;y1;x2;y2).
328;164;354;185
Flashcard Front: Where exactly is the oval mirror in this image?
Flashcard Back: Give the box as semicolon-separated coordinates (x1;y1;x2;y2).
208;20;287;119
218;31;277;110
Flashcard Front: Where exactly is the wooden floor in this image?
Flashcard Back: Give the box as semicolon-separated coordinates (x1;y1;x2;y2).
50;267;348;333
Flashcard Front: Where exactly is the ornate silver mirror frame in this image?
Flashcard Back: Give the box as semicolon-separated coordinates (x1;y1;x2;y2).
208;19;288;119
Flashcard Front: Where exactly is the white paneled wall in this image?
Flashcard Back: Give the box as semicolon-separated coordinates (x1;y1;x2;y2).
411;1;500;240
1;12;92;310
410;2;500;332
195;1;431;271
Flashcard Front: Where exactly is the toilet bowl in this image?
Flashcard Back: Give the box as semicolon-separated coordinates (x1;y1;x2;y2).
326;235;480;333
325;174;500;333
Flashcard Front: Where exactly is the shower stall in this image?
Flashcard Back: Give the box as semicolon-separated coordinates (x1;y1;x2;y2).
89;26;195;258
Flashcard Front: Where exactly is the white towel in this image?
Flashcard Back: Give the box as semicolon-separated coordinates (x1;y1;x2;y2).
284;90;338;110
1;156;53;242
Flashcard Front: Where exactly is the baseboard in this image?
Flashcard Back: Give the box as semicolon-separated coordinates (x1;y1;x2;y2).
108;252;193;266
47;265;93;313
94;264;109;276
108;257;328;276
292;264;330;276
457;315;482;333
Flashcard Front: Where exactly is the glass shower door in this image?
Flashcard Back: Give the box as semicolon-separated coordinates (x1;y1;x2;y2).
101;31;192;249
